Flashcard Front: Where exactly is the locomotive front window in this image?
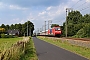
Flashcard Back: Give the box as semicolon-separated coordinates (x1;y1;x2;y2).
55;28;60;31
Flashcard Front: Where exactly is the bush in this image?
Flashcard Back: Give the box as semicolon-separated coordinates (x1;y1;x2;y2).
1;33;6;38
8;35;14;38
73;23;90;38
0;34;17;38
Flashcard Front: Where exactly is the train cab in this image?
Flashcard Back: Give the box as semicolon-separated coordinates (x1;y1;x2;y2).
48;26;62;37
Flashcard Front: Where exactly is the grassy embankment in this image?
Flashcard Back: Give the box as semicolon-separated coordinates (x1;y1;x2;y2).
20;37;38;60
38;36;90;59
0;37;38;60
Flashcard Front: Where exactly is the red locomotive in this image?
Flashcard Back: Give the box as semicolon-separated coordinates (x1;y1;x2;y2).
48;26;61;37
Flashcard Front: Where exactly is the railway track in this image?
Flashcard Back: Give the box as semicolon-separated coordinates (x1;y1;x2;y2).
39;36;90;41
62;37;90;41
38;36;90;48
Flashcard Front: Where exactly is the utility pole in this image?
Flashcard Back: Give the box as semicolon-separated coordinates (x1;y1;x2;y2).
30;29;31;36
37;28;39;33
45;21;46;35
66;8;73;37
40;28;42;32
48;20;52;30
27;21;28;37
48;21;49;30
42;26;43;32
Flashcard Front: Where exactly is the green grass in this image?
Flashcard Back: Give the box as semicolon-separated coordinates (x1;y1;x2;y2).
0;37;38;60
38;36;90;60
0;37;23;53
20;37;38;60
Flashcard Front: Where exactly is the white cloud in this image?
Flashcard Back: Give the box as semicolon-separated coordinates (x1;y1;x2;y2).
0;2;7;8
27;13;36;21
12;18;19;21
86;0;90;2
31;4;66;29
38;11;47;16
12;18;26;24
46;6;52;11
0;2;3;5
19;20;25;24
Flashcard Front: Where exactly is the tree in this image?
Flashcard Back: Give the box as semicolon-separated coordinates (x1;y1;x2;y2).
1;24;6;28
83;14;90;23
67;11;82;24
14;23;22;36
10;24;15;29
26;21;34;36
5;25;10;31
65;11;83;36
51;24;59;28
74;23;90;38
0;21;34;36
0;24;6;33
21;21;34;36
0;28;5;33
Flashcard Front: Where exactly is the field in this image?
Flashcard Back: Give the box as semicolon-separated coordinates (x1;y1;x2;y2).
38;36;90;59
0;37;23;53
0;37;38;60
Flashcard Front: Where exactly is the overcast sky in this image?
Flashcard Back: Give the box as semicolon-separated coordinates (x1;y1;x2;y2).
0;0;90;31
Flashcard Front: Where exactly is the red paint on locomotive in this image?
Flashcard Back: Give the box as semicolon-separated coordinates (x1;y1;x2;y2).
48;26;61;36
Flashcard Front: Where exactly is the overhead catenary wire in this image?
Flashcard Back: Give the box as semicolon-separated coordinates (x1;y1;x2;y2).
72;0;90;12
71;0;82;8
75;2;87;9
79;5;90;11
52;0;89;26
70;0;89;12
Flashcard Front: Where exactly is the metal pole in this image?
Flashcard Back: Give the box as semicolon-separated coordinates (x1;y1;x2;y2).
27;21;28;36
66;8;73;37
42;26;43;32
66;9;67;37
48;20;52;30
48;21;49;30
29;25;31;36
45;21;46;35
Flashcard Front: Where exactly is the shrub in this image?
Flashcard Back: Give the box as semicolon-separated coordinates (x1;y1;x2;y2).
0;34;17;38
8;35;14;38
73;23;90;38
1;33;6;38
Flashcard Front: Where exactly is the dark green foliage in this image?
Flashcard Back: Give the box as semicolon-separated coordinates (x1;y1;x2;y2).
0;33;17;38
1;33;6;38
0;24;6;28
83;14;90;23
22;21;34;36
74;24;90;38
67;11;82;24
62;10;90;38
0;21;34;37
51;24;59;28
20;37;37;60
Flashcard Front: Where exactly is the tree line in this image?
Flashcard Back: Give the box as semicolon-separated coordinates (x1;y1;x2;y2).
0;21;34;36
62;11;90;38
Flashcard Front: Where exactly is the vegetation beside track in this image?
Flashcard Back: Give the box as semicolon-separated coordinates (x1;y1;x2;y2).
0;37;38;60
20;37;38;60
38;36;90;59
